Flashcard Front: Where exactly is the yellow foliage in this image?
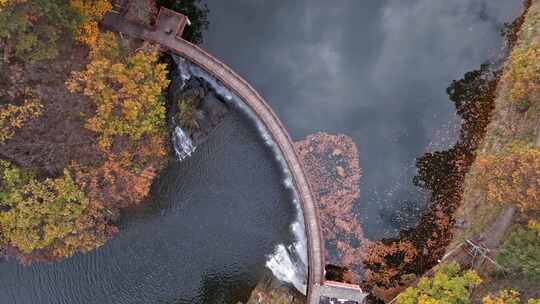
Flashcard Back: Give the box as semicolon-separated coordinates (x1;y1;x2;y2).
75;20;100;47
483;290;540;304
70;0;111;20
0;0;25;10
504;42;540;103
70;0;112;46
528;219;540;234
0;95;43;144
66;32;169;152
396;262;481;304
473;141;540;212
0;161;113;261
483;290;520;304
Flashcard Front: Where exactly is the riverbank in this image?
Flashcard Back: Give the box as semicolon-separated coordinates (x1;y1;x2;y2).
0;0;177;263
452;0;539;246
450;0;540;300
360;1;537;302
238;274;306;304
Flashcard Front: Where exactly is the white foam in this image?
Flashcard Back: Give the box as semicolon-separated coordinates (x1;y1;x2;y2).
174;56;308;294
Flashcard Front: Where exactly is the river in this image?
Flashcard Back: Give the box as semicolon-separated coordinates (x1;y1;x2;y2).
0;0;526;303
0;108;297;304
201;0;524;238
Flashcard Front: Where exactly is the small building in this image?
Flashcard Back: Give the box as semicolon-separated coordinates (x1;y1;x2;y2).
155;7;191;39
312;281;367;304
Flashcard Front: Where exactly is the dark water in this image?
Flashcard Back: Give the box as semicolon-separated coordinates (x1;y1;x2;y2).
201;0;524;238
0;1;528;303
0;110;296;304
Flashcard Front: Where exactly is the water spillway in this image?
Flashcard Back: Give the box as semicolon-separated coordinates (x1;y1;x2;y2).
174;56;309;294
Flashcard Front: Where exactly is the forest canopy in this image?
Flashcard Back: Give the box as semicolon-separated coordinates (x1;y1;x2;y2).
0;0;111;62
0;160;112;261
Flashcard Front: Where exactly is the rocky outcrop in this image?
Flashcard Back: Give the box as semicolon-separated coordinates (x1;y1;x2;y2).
239;275;306;304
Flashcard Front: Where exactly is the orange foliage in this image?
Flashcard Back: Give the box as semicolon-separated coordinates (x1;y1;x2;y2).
363;240;418;287
504;42;540;103
70;0;112;46
74;154;158;211
0;95;42;144
295;133;367;277
473;142;540;212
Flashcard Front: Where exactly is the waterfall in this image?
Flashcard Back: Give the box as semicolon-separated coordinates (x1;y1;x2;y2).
172;126;196;161
265;197;308;294
173;55;309;294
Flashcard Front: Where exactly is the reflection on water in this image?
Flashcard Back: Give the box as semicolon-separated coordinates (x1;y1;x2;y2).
0;110;296;304
201;0;523;238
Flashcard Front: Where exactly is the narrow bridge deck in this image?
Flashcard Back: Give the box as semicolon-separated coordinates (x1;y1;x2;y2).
101;7;367;303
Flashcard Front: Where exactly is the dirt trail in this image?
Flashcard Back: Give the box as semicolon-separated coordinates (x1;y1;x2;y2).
481;207;516;249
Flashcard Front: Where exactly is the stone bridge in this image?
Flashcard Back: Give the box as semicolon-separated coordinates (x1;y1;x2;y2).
101;6;366;304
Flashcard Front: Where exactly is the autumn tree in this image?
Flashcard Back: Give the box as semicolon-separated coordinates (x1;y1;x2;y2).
497;227;540;280
0;93;42;143
0;0;80;62
0;161;113;262
483;289;540;304
473;141;540;212
483;290;521;304
67;33;168;209
363;240;418;288
504;42;540;104
0;0;111;61
395;262;482;304
66;32;170;152
69;0;112;46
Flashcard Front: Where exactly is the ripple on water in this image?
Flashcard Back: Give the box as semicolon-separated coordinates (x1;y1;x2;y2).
0;109;297;304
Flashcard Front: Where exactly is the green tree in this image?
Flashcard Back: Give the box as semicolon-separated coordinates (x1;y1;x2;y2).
497;227;540;280
0;0;81;62
396;262;482;304
0;160;111;260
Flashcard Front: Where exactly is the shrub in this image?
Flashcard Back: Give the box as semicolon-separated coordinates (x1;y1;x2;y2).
396;262;482;304
497;227;540;280
175;98;203;133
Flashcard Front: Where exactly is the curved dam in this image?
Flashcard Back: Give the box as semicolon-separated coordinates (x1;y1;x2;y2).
101;7;325;298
